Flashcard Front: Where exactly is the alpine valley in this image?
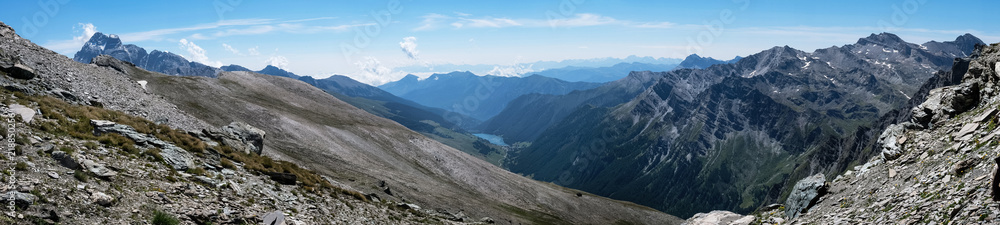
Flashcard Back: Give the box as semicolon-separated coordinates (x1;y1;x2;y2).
1;1;997;224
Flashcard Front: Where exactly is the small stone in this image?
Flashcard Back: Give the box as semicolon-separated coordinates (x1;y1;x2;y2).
889;169;897;178
46;172;59;179
943;175;951;183
91;192;114;207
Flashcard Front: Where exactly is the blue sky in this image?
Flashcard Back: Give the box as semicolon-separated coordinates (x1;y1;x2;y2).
3;0;998;85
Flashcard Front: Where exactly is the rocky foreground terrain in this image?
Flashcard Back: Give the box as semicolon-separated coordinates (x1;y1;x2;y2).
0;19;682;224
684;43;1000;224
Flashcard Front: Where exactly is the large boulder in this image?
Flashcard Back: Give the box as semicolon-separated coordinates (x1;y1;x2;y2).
1;191;37;209
222;122;265;155
878;124;905;160
1;62;36;80
51;151;81;170
80;157;118;179
785;174;828;219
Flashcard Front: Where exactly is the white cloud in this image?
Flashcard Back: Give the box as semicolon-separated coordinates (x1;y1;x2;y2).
248;46;260;56
488;62;533;77
178;39;222;67
455;17;522;28
41;23;99;54
266;56;289;69
222;43;242;55
400;37;419;60
353;56;403;85
413;13;650;30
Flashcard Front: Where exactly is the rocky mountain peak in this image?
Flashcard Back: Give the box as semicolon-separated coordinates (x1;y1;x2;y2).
220;64;252;72
858;32;906;46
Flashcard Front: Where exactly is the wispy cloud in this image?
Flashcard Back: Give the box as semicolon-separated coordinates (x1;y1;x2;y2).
248;46;261;56
178;39;222;67
414;13;449;31
120;19;273;42
222;43;242;55
414;13;675;30
97;17;367;42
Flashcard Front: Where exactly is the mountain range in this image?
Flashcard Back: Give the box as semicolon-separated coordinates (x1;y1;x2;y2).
393;55;684;77
496;33;984;217
379;72;603;121
73;32;222;77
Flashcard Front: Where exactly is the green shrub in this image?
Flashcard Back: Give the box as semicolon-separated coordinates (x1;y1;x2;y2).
73;170;89;182
59;146;74;155
83;142;98;150
186;167;206;176
14;162;28;171
143;148;164;163
151;210;180;225
220;158;235;169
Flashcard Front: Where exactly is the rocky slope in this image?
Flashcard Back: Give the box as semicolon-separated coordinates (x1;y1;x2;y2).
74;32;222;77
0;21;682;224
507;33;983;218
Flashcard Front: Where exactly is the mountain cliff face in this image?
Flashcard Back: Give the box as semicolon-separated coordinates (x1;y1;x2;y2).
506;33;983;217
378;72;601;122
73;32;221;77
0;21;682;224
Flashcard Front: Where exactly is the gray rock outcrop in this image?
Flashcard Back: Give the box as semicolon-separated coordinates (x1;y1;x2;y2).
911;82;980;127
1;62;36;79
1;191;37;209
91;120;194;170
784;174;828;218
221;122;265;155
